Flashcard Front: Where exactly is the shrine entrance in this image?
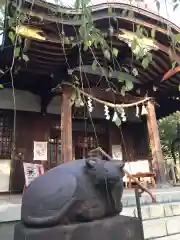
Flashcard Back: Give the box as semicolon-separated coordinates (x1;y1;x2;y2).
48;124;61;168
73;133;109;159
72;119;110;160
48;119;110;167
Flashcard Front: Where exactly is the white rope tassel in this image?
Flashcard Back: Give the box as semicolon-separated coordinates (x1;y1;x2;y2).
112;111;118;122
136;105;140;117
121;108;127;122
141;104;148;115
104;105;110;120
87;97;93;112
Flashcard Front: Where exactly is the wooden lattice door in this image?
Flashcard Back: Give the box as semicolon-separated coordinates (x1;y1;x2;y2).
0;111;13;159
75;135;97;159
74;133;109;159
0;111;13;192
48;137;61;168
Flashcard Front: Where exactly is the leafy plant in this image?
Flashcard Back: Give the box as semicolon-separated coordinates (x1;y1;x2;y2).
71;88;84;107
117;72;135;95
73;0;179;98
172;0;180;11
158;111;180;162
0;5;5;30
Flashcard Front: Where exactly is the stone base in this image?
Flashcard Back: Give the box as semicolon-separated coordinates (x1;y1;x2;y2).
14;215;144;240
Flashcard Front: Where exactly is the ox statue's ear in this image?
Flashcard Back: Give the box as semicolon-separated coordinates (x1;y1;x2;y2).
85;157;98;168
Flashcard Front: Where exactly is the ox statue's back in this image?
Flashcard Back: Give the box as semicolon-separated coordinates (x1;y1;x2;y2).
14;158;144;240
21;157;124;227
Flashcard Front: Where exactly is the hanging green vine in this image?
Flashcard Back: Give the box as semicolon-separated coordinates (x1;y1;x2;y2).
74;0;180;66
1;0;180;97
73;0;177;98
75;3;138;96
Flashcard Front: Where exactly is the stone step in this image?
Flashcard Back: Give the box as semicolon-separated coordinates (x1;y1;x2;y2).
121;203;180;239
143;216;180;239
121;202;180;220
155;233;180;240
122;187;180;207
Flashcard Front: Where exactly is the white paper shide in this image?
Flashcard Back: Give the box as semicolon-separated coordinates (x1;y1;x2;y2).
33;141;47;161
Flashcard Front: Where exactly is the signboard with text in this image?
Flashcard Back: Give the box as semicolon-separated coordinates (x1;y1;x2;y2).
23;162;44;187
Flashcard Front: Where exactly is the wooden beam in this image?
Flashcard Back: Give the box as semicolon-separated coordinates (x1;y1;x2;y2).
147;101;166;184
61;86;73;162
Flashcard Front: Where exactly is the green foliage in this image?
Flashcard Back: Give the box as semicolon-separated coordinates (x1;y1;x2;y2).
74;0;91;8
74;0;180;95
159;111;180;149
8;31;21;58
158;111;180;161
75;1;156;95
154;0;160;11
130;26;153;68
1;0;180;98
141;53;153;69
92;60;97;71
114;115;121;127
14;47;20;58
172;0;180;11
0;5;5;30
112;48;118;57
176;34;180;43
117;72;134;95
8;31;15;42
71;88;84;107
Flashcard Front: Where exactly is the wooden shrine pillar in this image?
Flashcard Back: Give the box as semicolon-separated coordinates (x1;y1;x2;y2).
147;100;166;184
61;86;73;162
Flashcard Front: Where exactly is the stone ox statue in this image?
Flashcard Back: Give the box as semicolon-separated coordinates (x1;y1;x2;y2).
21;157;124;227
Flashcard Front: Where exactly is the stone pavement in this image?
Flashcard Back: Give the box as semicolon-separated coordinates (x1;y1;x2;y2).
121;187;180;207
0;222;15;240
0;195;21;222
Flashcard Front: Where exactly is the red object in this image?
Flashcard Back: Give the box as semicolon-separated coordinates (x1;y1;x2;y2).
162;66;180;82
38;165;42;176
